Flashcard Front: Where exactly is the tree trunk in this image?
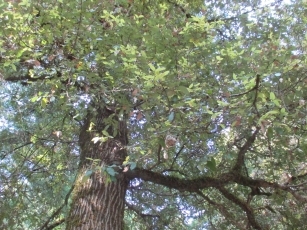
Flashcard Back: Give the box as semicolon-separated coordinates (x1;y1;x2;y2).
66;106;128;230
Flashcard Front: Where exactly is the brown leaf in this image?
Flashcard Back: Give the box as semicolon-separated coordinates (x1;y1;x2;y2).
233;116;241;127
223;92;231;98
48;55;56;61
136;112;143;120
132;88;138;96
33;60;41;66
25;59;41;67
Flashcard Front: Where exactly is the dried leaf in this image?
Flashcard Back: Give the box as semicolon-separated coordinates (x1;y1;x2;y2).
223;92;231;98
48;55;55;61
163;150;168;160
123;166;129;172
26;59;41;67
136;112;143;120
232;116;241;127
132;88;138;96
53;131;62;138
299;99;305;106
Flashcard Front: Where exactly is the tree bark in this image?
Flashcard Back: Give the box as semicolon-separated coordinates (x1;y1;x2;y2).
66;105;128;230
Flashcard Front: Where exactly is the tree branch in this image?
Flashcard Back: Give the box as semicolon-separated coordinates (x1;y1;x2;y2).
232;127;260;172
197;191;246;230
125;202;160;219
231;74;261;98
217;186;262;230
170;144;185;169
148;144;162;170
44;219;65;230
233;174;286;190
4;70;61;83
126;168;229;192
38;184;75;230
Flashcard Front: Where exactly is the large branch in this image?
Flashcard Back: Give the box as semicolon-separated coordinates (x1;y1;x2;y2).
234;174;286;190
126;168;227;192
126;166;299;206
4;74;49;82
126;162;305;230
126;167;285;193
126;168;267;229
3;69;62;85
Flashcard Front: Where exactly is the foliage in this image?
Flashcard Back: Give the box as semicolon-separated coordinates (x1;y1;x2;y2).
1;0;307;229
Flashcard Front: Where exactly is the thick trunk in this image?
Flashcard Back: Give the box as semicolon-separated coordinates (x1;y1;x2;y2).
66;106;128;230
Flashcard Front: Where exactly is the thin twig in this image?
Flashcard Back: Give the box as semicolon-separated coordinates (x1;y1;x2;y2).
38;184;75;230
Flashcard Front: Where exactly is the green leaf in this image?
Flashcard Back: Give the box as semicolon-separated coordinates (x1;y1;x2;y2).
85;170;93;177
168;111;175;122
267;127;273;142
259;110;280;122
129;162;136;170
197;165;205;171
102;130;110;137
106;167;117;177
148;63;155;71
270;92;276;100
30;96;41;102
178;86;190;95
272;99;281;107
206;158;216;172
123;156;130;165
82;170;93;182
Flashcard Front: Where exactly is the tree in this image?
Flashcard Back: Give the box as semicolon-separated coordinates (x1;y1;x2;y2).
1;0;307;229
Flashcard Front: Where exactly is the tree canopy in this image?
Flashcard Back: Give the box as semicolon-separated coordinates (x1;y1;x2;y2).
1;0;307;229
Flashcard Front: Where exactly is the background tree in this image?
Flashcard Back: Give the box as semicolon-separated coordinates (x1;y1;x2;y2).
1;0;307;229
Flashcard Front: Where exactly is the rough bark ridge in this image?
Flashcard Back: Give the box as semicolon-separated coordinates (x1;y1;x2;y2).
66;105;128;230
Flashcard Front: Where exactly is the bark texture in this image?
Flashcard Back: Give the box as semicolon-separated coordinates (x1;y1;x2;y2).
66;106;128;230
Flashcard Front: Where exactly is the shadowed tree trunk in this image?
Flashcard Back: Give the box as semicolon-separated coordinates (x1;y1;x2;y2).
66;105;128;230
